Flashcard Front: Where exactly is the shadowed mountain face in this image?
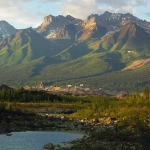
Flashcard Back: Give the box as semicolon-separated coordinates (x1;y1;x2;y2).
0;12;150;90
0;28;60;66
55;24;77;41
0;34;2;41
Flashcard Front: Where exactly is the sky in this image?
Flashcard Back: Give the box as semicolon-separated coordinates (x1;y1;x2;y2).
0;0;150;29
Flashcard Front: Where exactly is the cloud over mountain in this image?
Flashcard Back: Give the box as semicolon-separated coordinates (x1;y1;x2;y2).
0;0;149;28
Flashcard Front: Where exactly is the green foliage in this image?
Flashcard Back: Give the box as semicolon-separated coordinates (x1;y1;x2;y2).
71;87;150;128
0;88;82;103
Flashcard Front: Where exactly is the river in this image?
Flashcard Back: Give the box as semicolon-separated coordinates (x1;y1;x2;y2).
0;131;83;150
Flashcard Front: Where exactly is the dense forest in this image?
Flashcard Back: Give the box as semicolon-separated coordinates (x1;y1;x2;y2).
0;88;81;103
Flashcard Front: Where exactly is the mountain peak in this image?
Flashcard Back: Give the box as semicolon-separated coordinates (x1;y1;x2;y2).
0;20;17;40
0;20;8;24
87;14;99;20
66;15;75;19
19;27;37;35
103;11;112;15
43;15;54;25
37;14;82;38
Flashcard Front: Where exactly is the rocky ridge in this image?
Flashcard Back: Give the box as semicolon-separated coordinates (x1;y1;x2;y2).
37;15;82;39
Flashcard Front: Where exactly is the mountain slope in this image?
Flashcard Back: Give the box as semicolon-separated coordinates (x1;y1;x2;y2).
0;28;60;66
90;21;150;64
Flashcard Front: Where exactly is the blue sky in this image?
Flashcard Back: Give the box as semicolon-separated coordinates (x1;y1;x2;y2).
0;0;150;29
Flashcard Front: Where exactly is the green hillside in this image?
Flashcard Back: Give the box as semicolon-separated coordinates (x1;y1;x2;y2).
0;28;60;66
0;21;149;91
91;22;150;63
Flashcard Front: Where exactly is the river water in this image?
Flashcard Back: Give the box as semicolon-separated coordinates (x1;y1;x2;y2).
0;131;83;150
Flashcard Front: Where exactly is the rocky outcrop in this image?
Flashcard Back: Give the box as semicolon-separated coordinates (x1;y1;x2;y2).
37;15;82;39
55;24;77;40
43;143;54;150
78;19;107;41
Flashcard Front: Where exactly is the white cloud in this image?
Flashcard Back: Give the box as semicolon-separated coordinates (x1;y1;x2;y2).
60;0;148;19
0;0;149;29
96;0;148;7
0;0;61;29
60;0;100;19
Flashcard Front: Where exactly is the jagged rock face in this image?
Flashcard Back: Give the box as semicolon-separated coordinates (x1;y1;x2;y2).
86;11;150;33
77;17;107;41
36;12;150;41
56;24;77;40
0;21;17;39
37;15;82;39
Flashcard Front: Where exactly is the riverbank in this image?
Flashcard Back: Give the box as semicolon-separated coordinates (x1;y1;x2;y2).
0;108;150;150
0;108;92;134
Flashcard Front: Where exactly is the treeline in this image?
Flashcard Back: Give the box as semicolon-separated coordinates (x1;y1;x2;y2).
0;88;81;103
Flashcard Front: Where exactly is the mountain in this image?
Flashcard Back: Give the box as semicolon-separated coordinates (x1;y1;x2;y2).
0;21;17;40
0;27;60;67
77;17;107;41
87;11;150;33
37;15;82;39
0;12;150;91
91;21;150;62
55;24;77;41
57;21;150;62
